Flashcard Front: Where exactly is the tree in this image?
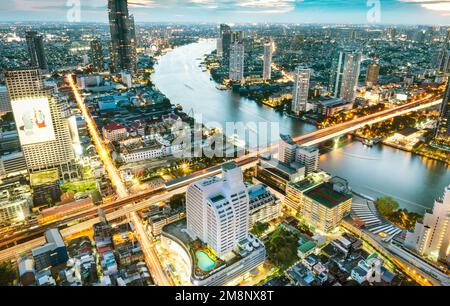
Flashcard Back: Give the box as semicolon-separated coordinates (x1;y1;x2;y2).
251;222;269;237
265;227;299;270
0;262;17;286
375;196;399;216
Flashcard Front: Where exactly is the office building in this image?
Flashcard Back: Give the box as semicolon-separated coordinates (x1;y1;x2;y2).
300;182;352;232
256;158;305;194
229;43;245;82
32;229;68;271
90;39;104;72
404;185;450;264
434;77;450;145
108;0;137;73
248;184;281;226
186;162;249;258
330;50;361;102
292;67;311;115
5;68;76;174
263;40;273;80
25;31;48;70
365;62;380;87
0;86;11;114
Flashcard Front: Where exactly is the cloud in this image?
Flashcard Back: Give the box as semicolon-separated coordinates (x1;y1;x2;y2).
398;0;450;13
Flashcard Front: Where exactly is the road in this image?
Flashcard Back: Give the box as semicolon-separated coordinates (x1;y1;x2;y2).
68;75;129;198
130;212;174;286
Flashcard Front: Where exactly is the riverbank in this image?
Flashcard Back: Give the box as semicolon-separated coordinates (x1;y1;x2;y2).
152;39;450;213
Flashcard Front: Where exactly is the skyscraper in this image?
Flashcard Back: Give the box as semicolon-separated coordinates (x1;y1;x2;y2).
434;77;450;145
220;24;232;58
108;0;137;73
5;68;75;175
229;43;245;82
186;162;249;258
263;40;273;81
90;39;104;72
365;62;380;87
331;50;361;102
25;31;48;70
291;67;311;115
405;185;450;265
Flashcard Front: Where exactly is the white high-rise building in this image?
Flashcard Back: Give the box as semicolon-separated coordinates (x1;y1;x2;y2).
263;40;273;80
278;134;297;164
404;185;450;264
229;43;245;82
278;134;319;175
296;146;319;175
186;162;249;258
291;67;311;115
216;38;223;57
5;68;75;174
331;51;361;102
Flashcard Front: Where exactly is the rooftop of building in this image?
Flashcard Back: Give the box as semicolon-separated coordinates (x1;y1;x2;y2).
103;121;127;132
290;178;319;192
317;97;350;107
395;127;419;137
304;182;352;209
280;134;295;145
260;158;299;175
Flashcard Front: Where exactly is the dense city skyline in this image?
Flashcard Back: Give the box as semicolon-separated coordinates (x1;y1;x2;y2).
0;0;449;291
1;0;450;25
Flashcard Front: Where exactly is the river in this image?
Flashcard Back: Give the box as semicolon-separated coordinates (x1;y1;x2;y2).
152;39;450;213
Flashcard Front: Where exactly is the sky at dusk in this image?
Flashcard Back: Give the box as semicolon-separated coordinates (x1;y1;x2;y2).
1;0;450;25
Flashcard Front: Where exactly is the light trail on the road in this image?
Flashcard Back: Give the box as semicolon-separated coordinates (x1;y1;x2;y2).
68;74;173;286
130;212;174;286
68;75;129;199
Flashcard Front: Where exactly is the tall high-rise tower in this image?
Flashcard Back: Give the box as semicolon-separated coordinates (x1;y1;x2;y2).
25;31;48;70
108;0;137;73
331;50;361;102
434;77;450;145
90;39;104;72
186;162;249;258
263;40;273;81
292;67;311;115
229;43;245;82
5;68;75;174
365;62;380;87
220;24;232;58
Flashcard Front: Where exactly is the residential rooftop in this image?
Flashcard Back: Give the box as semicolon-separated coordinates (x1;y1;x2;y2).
304;182;352;209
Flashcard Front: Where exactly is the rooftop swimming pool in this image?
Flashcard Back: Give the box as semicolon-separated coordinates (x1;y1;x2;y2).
195;250;216;272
